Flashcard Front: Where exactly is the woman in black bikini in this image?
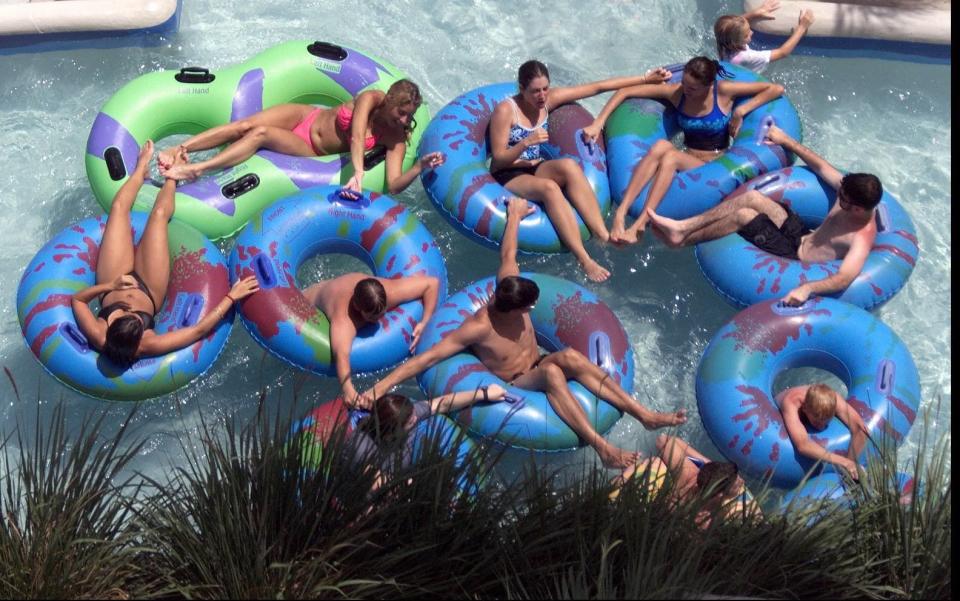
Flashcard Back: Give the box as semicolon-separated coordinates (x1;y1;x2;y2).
71;141;259;367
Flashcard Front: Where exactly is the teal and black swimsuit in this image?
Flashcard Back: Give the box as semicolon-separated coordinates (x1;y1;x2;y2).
676;84;731;151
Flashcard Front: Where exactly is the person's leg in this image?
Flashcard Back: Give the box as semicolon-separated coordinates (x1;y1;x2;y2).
540;348;687;428
648;190;787;247
133;179;176;306
511;364;639;469
620;148;705;244
534;158;610;242
161;104;317;179
97;141;154;284
611;139;674;243
505;175;611;282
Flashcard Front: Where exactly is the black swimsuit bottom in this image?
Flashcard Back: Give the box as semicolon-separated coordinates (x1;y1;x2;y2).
97;271;158;330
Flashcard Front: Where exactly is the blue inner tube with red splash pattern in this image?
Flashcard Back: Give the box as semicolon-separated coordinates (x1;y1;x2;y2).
16;213;233;401
696;297;920;489
416;273;634;451
228;185;447;376
780;471;917;513
417;82;610;253
694;166;919;311
604;61;801;220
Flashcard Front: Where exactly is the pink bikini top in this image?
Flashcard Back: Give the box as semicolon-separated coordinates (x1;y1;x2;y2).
336;105;379;151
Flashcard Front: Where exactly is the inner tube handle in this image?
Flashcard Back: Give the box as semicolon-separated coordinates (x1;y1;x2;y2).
588;331;613;373
59;322;90;353
755;115;776;146
772;300;815;315
875;359;896;395
251;254;278;289
875;203;890;233
175;67;215;84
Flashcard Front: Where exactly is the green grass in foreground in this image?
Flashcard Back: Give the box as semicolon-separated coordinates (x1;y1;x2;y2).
0;393;950;599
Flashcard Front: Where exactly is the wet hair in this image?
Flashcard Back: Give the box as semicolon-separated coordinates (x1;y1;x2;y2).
802;383;838;427
493;276;540;312
839;173;883;210
102;312;143;367
383;79;422;138
683;56;731;86
350;278;387;321
518;59;550;90
714;15;750;59
697;461;740;499
357;393;414;446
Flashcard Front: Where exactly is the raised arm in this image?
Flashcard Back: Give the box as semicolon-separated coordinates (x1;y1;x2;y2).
770;9;815;61
764;124;843;188
71;278;126;349
140;276;259;356
581;82;675;144
361;319;486;405
429;383;507;415
381;274;441;351
780;394;860;479
741;0;780;22
498;197;532;282
721;80;785;137
547;67;673;106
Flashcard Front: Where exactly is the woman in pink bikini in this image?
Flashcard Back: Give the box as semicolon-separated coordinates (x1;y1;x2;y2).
158;79;443;195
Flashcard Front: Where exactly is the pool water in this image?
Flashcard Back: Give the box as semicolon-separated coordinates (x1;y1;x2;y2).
0;0;950;485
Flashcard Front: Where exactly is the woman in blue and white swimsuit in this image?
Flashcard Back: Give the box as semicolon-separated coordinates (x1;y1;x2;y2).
489;60;672;282
582;56;784;245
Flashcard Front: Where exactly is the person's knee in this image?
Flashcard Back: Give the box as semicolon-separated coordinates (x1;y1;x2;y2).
556;347;587;369
235;120;256;136
655;434;672;453
542;363;566;387
533;180;563;202
246;125;269;142
735;207;759;226
650;139;674;158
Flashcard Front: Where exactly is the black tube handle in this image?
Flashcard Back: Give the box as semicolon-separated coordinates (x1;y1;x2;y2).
175;66;216;84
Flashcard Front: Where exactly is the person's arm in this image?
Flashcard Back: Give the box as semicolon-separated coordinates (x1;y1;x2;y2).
341;90;384;196
488;101;546;170
429;383;507;414
781;228;872;306
384;141;445;195
581;83;675;144
547;67;673;107
498;197;532;282
71;281;119;348
139;276;258;355
361;319;486;403
764;124;843;188
780;397;860;479
721;80;785;138
381;275;441;351
833;393;868;461
330;317;360;404
769;9;815;61
741;0;779;21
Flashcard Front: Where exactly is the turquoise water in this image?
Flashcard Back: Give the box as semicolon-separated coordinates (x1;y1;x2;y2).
0;0;950;484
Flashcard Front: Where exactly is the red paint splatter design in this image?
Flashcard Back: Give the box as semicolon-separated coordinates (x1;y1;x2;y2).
872;244;916;267
551;291;628;365
444;92;497;154
23;293;72;330
722;302;830;355
730;385;787;454
359;204;405;252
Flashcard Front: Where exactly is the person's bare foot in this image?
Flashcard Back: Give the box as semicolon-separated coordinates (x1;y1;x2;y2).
618;225;643;245
157;145;188;170
592;228;611;244
641;408;688;430
646;210;687;247
580;257;611;282
162;163;202;181
596;444;640;470
134;140;154;176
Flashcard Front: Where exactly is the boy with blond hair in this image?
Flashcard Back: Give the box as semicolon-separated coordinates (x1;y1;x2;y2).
778;383;868;480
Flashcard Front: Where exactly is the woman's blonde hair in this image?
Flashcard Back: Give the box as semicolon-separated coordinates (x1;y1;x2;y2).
383;79;422;138
714;14;749;60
